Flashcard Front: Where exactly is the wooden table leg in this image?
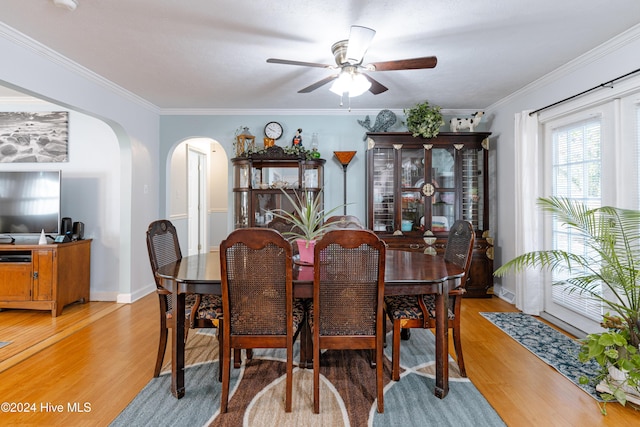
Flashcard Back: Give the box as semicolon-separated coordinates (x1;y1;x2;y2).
299;319;312;369
171;287;186;398
434;281;449;399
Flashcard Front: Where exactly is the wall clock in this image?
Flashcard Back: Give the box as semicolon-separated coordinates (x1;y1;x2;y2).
264;121;283;140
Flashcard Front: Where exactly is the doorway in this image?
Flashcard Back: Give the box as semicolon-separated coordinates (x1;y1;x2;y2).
168;138;229;255
187;146;207;255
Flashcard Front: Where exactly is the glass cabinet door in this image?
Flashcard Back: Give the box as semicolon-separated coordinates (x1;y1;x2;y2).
234;192;249;228
400;147;426;232
430;146;456;232
234;162;250;188
302;162;323;189
371;148;395;232
461;147;485;231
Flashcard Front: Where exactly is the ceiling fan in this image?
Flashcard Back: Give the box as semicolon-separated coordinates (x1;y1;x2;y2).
266;26;437;96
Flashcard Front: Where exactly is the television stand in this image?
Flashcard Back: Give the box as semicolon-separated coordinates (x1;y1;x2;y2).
0;239;91;317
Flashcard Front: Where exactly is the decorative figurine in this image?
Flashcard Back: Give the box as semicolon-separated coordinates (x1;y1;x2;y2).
449;111;484;132
292;128;303;146
358;109;397;140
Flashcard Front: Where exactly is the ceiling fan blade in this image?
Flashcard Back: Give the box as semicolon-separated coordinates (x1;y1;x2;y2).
346;25;376;64
363;74;388;95
267;58;333;69
369;56;438;71
298;74;339;93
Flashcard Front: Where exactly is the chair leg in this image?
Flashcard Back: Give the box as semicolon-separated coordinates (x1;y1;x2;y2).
234;349;242;368
313;337;320;413
299;321;308;369
452;321;466;377
376;339;384;413
217;321;223;382
220;338;231;413
285;344;293;412
154;325;168;378
392;319;401;381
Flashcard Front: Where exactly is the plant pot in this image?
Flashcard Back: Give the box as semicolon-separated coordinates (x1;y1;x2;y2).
296;239;315;265
595;365;640;405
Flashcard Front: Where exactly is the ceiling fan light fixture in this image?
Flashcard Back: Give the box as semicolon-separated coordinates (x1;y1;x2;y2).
53;0;78;11
329;71;371;97
345;26;376;64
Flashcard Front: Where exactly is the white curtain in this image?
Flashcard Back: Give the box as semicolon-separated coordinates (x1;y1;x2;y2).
513;111;544;314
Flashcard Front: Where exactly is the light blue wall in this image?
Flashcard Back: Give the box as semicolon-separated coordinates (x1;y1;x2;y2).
159;113;406;230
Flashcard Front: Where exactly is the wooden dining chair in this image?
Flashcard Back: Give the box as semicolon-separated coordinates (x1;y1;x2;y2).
145;220;224;378
384;219;475;380
310;229;386;413
324;215;365;229
219;228;305;413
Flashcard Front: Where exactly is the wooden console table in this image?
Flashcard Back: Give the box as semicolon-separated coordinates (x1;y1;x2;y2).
0;239;91;317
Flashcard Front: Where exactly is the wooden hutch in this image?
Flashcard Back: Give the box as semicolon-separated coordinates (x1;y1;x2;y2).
231;145;325;228
365;132;494;297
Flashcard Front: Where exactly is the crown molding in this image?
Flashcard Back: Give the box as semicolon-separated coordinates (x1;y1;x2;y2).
0;22;159;114
158;108;403;116
158;107;467;116
486;23;640;112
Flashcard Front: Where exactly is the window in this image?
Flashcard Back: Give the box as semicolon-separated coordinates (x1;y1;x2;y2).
550;118;602;322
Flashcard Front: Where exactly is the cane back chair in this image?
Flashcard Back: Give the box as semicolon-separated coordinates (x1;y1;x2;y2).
219;228;305;413
146;220;223;377
310;229;386;413
324;215;365;230
384;219;475;380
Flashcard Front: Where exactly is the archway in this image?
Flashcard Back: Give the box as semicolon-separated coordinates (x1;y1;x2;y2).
167;137;229;252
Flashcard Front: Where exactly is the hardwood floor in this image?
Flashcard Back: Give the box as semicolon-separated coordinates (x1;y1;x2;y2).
0;293;637;425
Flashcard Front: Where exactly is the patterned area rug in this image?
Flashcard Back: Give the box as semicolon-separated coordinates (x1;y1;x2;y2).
111;328;505;426
480;312;603;401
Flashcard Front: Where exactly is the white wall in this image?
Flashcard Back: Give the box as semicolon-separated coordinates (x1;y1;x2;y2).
0;101;121;300
0;24;161;302
487;25;640;299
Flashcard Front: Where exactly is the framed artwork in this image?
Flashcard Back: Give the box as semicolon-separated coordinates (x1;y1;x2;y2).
0;111;69;162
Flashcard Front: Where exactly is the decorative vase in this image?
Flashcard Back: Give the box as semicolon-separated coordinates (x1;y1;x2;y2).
296;239;315;265
38;229;47;245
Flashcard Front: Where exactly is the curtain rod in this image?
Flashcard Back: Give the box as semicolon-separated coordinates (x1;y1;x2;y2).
529;67;640;116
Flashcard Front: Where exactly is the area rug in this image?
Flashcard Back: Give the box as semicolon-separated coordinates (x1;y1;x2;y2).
111;328;505;427
0;342;10;349
480;312;603;401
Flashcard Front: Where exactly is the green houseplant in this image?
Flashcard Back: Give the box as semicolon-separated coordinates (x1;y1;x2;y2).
404;100;445;139
272;189;345;264
494;197;640;412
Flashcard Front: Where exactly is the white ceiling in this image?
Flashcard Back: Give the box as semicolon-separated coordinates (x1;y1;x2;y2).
2;0;640;111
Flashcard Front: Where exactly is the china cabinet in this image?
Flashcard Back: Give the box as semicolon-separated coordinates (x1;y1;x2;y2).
232;146;325;228
366;132;494;297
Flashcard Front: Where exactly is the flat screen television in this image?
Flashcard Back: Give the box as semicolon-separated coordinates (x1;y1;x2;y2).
0;170;61;235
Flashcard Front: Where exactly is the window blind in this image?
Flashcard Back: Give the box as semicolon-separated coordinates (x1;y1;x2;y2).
551;118;603;321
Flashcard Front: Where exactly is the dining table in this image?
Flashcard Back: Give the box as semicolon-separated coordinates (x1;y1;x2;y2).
155;248;465;400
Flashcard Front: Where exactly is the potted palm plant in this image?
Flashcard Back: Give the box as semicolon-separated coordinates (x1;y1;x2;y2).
272;189;345;264
494;197;640;412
